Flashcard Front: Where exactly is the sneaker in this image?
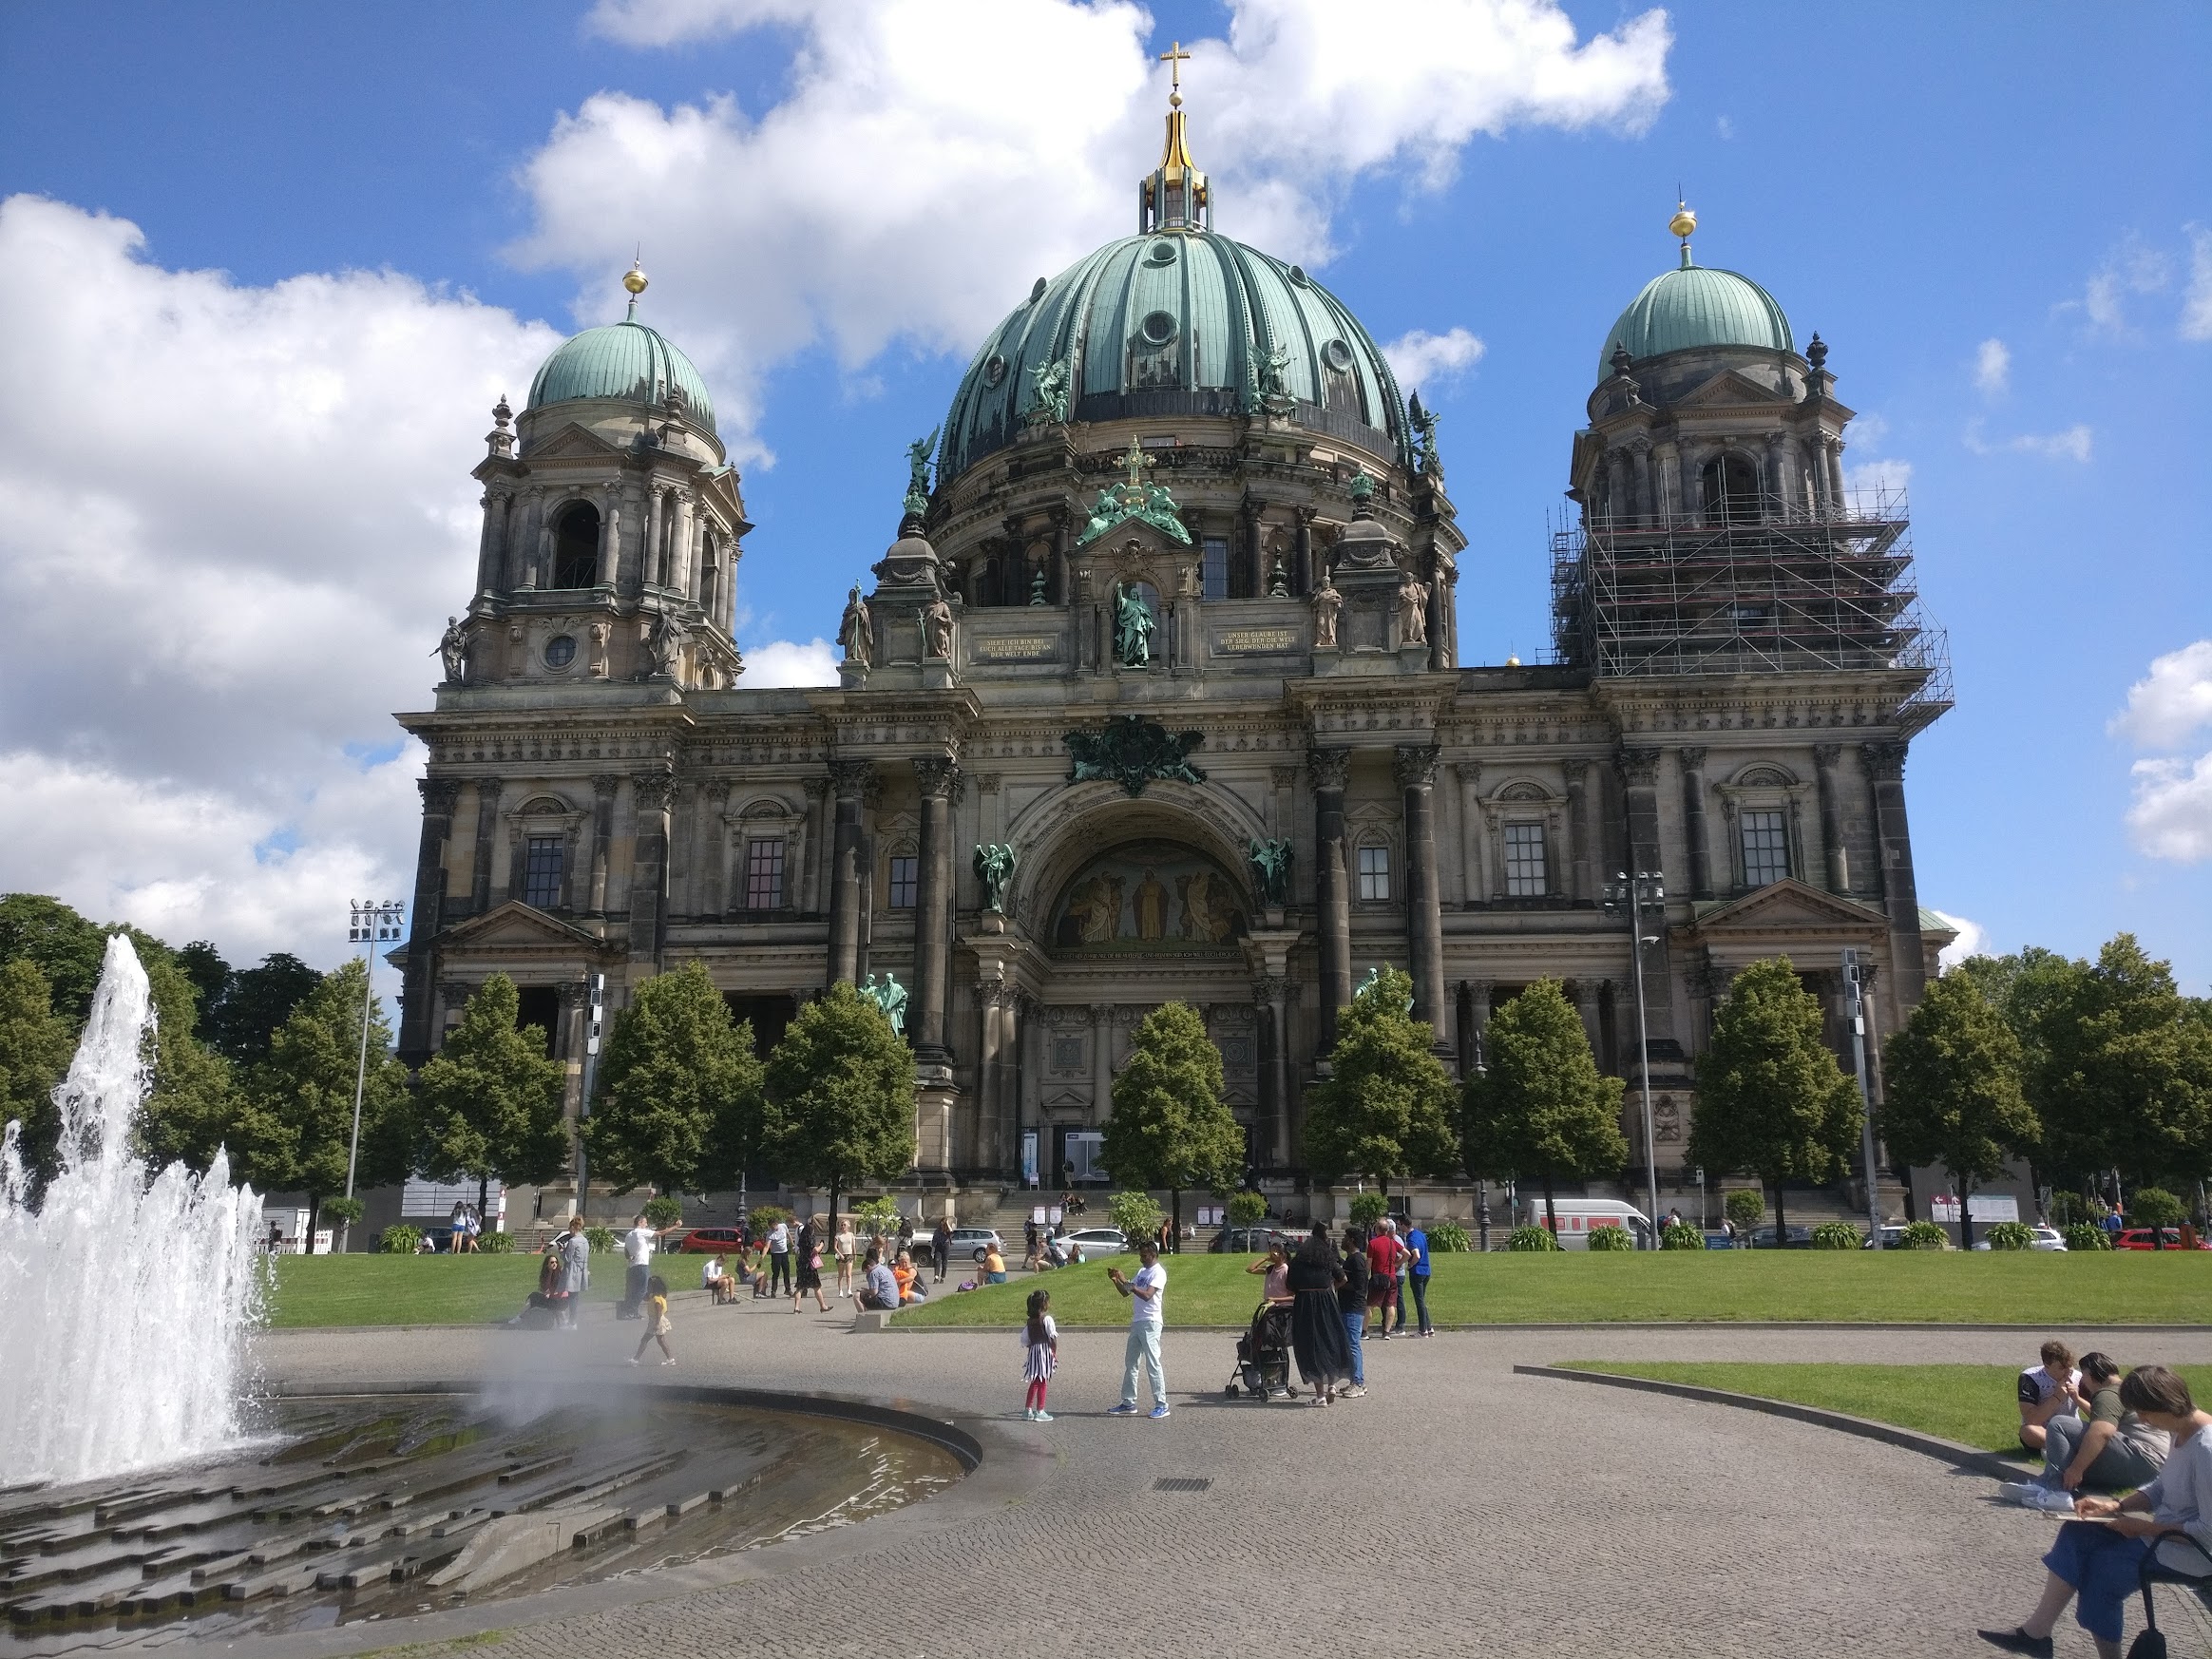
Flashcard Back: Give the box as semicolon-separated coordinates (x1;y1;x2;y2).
659;1357;677;1366
1108;1403;1140;1416
1974;1630;2053;1658
2029;1486;2078;1513
1148;1404;1171;1420
1033;1411;1053;1422
1997;1481;2071;1511
1343;1383;1367;1398
625;1357;640;1366
1377;1331;1393;1341
1022;1407;1036;1421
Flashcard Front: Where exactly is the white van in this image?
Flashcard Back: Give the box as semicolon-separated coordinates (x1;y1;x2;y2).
1516;1199;1653;1249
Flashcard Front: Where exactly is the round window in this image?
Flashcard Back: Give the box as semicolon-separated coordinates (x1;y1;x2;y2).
1321;338;1355;372
1029;276;1049;304
1287;264;1310;287
543;634;577;670
1139;309;1178;347
982;353;1007;388
1145;238;1178;265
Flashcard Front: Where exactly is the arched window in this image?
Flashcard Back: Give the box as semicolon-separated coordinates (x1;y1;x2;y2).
1700;454;1762;524
551;503;601;589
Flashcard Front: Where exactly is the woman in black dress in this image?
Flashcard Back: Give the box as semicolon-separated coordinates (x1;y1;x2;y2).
1287;1223;1351;1405
791;1218;830;1312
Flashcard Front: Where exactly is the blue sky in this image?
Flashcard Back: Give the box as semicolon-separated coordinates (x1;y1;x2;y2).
2;1;2207;986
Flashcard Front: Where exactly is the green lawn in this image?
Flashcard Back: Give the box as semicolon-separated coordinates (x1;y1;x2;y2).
262;1248;2212;1331
1550;1362;2212;1455
894;1249;2212;1329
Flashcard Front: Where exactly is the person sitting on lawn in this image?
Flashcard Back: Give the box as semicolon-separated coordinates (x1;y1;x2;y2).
2001;1351;2171;1508
2019;1340;2084;1451
1979;1365;2212;1659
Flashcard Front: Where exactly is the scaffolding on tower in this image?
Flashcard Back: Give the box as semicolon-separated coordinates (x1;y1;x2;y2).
1548;482;1953;733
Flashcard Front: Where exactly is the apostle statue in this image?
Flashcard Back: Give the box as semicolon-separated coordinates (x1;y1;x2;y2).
838;583;874;669
1113;582;1154;669
432;615;469;683
1399;576;1429;647
1309;571;1342;650
923;593;955;660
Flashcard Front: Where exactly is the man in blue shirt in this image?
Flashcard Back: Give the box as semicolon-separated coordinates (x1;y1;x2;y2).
1402;1220;1434;1337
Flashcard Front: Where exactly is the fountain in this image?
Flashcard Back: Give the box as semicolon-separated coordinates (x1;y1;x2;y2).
0;936;265;1485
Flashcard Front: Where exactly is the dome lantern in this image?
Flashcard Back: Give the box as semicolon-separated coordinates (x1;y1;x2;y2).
1138;42;1211;236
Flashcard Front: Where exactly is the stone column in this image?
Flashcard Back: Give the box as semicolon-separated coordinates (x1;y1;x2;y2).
1396;744;1446;1033
1255;975;1290;1167
398;777;463;1062
1827;439;1847;505
1456;761;1485;906
1090;1002;1114;1126
1862;742;1929;1005
801;777;830;915
1680;746;1714;900
825;760;871;984
1631;443;1655;526
1814;743;1850;893
524;490;548;590
598;491;620;586
699;780;732;917
974;983;1005;1173
670;493;696;597
587;774;617;914
1563;758;1594;904
628;772;674;968
1569;979;1603;1058
1309;748;1353;1046
1652;441;1679;524
468;777;502;915
644;487;667;588
1616;747;1663;880
474;491;504;595
1295;506;1316;598
911;755;961;1059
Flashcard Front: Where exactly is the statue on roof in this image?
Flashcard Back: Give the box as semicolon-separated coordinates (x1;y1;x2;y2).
904;428;939;516
1408;391;1445;485
432;616;470;684
1113;582;1155;669
1027;358;1069;426
1261;341;1296;416
838;583;874;669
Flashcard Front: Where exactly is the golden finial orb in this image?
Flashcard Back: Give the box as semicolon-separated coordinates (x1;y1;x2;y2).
622;261;649;296
1669;202;1697;240
1505;653;1522;668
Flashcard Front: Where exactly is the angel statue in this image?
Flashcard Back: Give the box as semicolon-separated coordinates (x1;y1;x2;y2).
973;842;1018;914
1027;357;1070;425
1246;838;1293;906
1408;390;1445;485
903;428;939;516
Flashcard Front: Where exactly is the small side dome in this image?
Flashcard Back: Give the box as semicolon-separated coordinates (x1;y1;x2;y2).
1597;206;1792;384
526;267;717;433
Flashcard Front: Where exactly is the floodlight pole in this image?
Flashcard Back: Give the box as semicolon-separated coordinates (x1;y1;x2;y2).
341;899;405;1253
574;971;604;1224
1604;871;1664;1244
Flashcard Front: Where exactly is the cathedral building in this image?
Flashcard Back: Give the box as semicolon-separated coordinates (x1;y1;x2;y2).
393;91;1952;1213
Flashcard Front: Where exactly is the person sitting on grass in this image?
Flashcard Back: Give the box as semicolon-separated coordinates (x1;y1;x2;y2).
2001;1351;2170;1508
2018;1340;2084;1452
981;1243;1008;1285
1979;1365;2212;1659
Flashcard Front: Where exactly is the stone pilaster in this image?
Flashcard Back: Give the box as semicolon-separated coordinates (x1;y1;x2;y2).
825;759;872;984
911;754;962;1059
399;776;463;1064
469;776;502;915
1680;746;1714;901
1862;741;1928;1006
587;774;618;914
1309;748;1352;1047
1814;743;1850;893
627;771;675;968
801;776;830;915
1254;973;1291;1167
1395;744;1446;1033
1563;757;1593;904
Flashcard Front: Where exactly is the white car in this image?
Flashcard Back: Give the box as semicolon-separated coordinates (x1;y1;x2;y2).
1061;1227;1129;1258
1971;1225;2069;1252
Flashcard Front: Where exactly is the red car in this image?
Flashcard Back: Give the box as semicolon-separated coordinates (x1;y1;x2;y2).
670;1227;747;1254
2113;1228;2211;1250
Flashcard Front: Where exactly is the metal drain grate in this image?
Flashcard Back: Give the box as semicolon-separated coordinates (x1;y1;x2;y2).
1154;1477;1212;1492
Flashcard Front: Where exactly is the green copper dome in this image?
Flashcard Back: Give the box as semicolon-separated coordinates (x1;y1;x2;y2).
940;231;1409;483
526;316;716;434
1597;257;1793;385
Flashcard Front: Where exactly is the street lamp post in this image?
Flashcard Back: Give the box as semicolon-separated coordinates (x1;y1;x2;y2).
1602;870;1665;1243
1842;948;1882;1237
574;972;604;1224
341;899;406;1252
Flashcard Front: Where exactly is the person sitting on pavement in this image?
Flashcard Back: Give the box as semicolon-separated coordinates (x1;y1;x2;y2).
1979;1365;2212;1659
2002;1351;2171;1508
2019;1340;2085;1452
857;1248;901;1311
702;1253;738;1305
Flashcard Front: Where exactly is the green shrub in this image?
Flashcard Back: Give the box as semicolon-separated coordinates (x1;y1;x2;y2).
1661;1221;1707;1250
1426;1221;1473;1253
478;1230;514;1253
320;1195;366;1227
1983;1221;2037;1250
1506;1224;1561;1252
1811;1222;1862;1250
641;1195;684;1229
2047;1192;2088;1228
748;1204;795;1231
1347;1192;1390;1228
2064;1223;2112;1252
849;1198;899;1239
1226;1191;1268;1229
2130;1188;2187;1229
1586;1222;1634;1251
1108;1190;1165;1244
377;1225;422;1254
1899;1220;1949;1250
1725;1190;1765;1233
584;1226;617;1252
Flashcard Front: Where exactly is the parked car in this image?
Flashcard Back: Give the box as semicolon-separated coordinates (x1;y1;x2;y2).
1208;1225;1299;1254
944;1226;1003;1264
1970;1226;2069;1251
1746;1223;1816;1249
2114;1228;2211;1250
672;1227;746;1254
1060;1226;1129;1258
1862;1225;1908;1249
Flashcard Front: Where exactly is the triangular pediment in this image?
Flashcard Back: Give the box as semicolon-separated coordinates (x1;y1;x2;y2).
525;422;624;462
438;900;608;952
1675;368;1789;410
1688;878;1887;935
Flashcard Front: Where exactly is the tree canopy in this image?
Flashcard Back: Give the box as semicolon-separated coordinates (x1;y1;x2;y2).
1101;1001;1246;1230
765;981;914;1203
1304;966;1459;1192
414;974;571;1209
1880;968;2037;1247
0;958;77;1191
586;961;761;1196
1459;979;1625;1231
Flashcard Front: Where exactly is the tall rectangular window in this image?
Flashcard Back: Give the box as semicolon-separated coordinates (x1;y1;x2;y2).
1741;810;1790;888
522;835;563;909
887;854;919;909
743;837;786;910
1503;823;1548;897
1357;844;1391;902
1201;537;1230;601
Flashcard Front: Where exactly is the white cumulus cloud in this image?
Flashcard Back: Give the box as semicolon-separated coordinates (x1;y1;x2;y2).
1974;337;2010;395
2184;226;2212;343
1928;909;1988;972
1964;420;2092;463
2112;639;2212;751
1382;327;1486;391
527;0;1670;448
743;637;839;687
2127;755;2212;863
2113;639;2212;865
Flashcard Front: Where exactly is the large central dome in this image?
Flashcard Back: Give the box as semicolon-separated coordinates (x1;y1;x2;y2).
938;98;1408;486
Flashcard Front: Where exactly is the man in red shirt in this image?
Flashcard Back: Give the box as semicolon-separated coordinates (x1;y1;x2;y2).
1365;1222;1404;1339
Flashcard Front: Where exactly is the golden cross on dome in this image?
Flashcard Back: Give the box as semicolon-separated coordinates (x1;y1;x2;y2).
1117;438;1156;496
1159;40;1191;106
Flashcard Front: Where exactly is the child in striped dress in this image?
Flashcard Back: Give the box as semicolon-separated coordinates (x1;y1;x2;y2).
1020;1288;1057;1421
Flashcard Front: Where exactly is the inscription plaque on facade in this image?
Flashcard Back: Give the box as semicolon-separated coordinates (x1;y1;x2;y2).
975;636;1059;661
1216;628;1298;653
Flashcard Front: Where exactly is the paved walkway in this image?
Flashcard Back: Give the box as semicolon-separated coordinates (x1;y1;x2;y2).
241;1301;2212;1659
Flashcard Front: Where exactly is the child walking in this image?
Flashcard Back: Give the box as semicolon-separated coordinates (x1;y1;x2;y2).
629;1274;675;1366
1020;1288;1058;1421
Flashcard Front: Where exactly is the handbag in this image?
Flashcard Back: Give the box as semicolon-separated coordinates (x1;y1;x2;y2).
810;1252;823;1270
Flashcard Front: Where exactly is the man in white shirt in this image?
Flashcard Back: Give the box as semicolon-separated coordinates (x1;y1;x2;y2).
620;1214;656;1320
766;1217;793;1298
1107;1241;1170;1419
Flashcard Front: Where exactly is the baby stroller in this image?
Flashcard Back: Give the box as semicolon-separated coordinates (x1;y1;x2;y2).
1224;1301;1293;1399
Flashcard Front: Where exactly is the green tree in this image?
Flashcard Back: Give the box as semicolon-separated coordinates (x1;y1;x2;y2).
766;981;912;1224
135;954;262;1184
1687;958;1861;1245
203;953;324;1065
414;974;571;1219
1306;967;1459;1200
1881;970;2039;1249
1460;979;1626;1236
1725;1189;1765;1235
173;941;232;1037
0;959;77;1192
249;957;414;1249
1100;1001;1246;1243
586;962;759;1199
0;893;110;1023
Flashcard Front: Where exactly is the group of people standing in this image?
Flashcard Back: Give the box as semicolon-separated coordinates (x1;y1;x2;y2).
1266;1216;1432;1406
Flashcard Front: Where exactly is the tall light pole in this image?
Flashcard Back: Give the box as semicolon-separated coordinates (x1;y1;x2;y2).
341;899;407;1252
573;971;604;1223
1842;948;1881;1237
1603;870;1664;1243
